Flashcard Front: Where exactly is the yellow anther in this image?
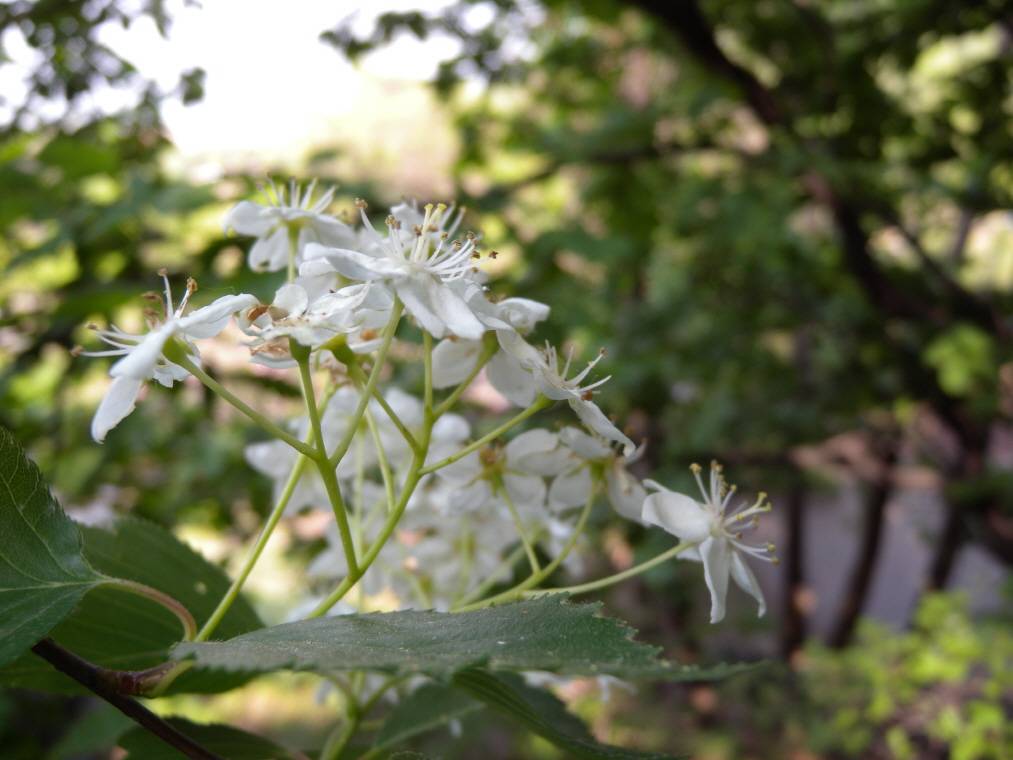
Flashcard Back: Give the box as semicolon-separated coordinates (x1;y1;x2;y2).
157;267;168;276
354;198;368;209
186;277;198;293
690;463;702;473
70;345;83;357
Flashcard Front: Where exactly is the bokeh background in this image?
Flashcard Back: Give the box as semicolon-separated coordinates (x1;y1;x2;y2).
1;1;1011;758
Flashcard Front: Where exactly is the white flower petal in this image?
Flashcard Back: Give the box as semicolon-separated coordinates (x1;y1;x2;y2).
642;489;711;543
487;350;537;407
109;324;175;379
503;473;546;512
91;375;143;442
504;428;560;470
395;277;447;338
605;467;647;524
273;283;309;316
559;426;612;460
424;276;485;340
302;243;404;281
496;297;550;332
449;479;493;512
224;201;273;236
700;536;731;624
730;551;766;618
307;217;356;248
179;294;258;338
568;398;634;455
437;451;483;485
248;227;290;272
431;413;470;443
548;466;593;510
431;338;482;388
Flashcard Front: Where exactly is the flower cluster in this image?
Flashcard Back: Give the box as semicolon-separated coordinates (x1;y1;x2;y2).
79;181;775;630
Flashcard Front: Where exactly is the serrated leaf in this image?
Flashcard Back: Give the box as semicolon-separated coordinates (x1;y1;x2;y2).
173;596;755;683
0;426;106;666
118;718;288;759
453;669;678;759
1;516;262;695
372;683;483;753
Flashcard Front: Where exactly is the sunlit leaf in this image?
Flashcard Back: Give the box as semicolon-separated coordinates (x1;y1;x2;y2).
0;426;105;667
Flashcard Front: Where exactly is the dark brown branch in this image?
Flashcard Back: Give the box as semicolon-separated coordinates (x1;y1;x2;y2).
30;639;224;760
631;0;781;125
927;503;964;590
780;476;807;658
828;440;899;648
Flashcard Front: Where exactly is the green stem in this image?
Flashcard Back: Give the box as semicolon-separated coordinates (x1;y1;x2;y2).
102;578;196;641
497;479;540;574
328;301;404;468
297;346;358;577
453;488;595;612
320;708;360;760
364;406;396;514
310;435;432;617
433;337;497;418
524;541;692;598
418;396;550;476
196;434;317;643
287;225;299;283
454;543;527;608
423;331;434;412
345;360;418;454
179;356;316;459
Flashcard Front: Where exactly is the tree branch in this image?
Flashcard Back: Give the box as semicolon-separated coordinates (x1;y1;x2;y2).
781;475;808;658
828;436;899;648
30;639;224;760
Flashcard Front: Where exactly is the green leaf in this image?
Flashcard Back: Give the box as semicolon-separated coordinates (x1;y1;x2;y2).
0;516;262;694
118;718;288;759
453;669;678;759
174;596;753;683
46;703;134;760
0;426;105;667
372;683;483;753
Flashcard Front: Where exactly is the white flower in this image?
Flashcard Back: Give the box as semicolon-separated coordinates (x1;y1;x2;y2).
434;428;564;514
431;295;550;398
300;201;488;340
224;180;355;273
642;462;776;623
81;274;255;442
486;336;635;454
237;280;387;366
545;427;647;522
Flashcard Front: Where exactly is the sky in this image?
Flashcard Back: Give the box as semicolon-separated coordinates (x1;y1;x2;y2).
98;0;461;162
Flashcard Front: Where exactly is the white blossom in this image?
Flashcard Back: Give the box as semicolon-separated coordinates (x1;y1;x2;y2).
431;295;550;398
300;201;488;340
642;462;776;623
82;275;255;442
224;180;355;273
237;280;386;366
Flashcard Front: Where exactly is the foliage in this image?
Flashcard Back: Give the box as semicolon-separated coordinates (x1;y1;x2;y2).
1;0;1011;758
799;594;1011;759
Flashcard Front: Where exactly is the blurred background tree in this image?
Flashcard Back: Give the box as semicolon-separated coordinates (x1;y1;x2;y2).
1;0;1010;757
